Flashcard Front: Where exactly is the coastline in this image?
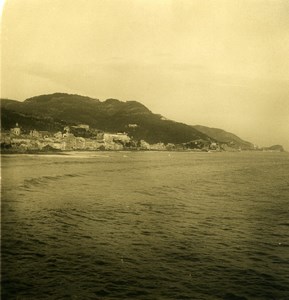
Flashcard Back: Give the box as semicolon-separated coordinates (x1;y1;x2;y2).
1;148;286;156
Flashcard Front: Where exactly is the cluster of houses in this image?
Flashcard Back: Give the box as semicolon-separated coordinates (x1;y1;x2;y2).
1;123;133;151
1;123;226;152
1;123;177;152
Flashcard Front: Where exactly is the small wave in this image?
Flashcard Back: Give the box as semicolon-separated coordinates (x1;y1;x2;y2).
135;190;155;197
21;173;82;189
279;222;289;227
223;292;248;300
42;175;63;181
63;173;79;178
63;152;110;158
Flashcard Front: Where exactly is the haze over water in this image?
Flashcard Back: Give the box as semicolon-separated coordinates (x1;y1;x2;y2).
2;152;289;299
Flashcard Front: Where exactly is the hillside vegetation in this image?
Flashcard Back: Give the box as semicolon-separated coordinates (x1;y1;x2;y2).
193;125;254;150
1;93;210;144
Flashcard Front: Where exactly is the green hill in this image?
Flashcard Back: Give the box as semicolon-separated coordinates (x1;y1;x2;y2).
0;107;68;133
1;93;211;144
262;145;284;152
193;125;254;150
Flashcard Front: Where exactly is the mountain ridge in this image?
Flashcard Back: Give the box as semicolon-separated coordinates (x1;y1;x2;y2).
0;93;257;148
193;125;254;150
1;93;210;144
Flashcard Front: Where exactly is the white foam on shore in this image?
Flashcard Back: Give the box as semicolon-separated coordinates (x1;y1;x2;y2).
1;152;111;158
62;152;110;158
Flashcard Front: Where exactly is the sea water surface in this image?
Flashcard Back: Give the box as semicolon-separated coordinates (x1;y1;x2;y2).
1;151;289;300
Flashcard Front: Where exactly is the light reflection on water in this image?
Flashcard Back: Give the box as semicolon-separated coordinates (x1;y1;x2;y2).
2;152;289;299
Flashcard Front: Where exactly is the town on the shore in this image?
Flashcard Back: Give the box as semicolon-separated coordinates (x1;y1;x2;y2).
1;122;228;153
0;122;283;153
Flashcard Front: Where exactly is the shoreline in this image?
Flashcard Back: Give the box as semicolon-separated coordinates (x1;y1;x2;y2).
1;149;286;155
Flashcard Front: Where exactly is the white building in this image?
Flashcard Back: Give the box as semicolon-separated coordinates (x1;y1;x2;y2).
103;133;130;143
10;123;21;136
128;124;138;128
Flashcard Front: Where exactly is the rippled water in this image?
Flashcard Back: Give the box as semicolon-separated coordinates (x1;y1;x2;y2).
1;151;289;299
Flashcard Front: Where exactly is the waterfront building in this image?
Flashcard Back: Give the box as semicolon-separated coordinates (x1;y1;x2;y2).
71;124;90;131
54;131;63;139
10;123;21;136
103;133;130;143
30;129;41;138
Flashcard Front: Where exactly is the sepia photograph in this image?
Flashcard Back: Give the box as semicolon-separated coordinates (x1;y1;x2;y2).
1;0;289;299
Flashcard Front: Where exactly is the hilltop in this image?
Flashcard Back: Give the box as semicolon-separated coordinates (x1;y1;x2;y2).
1;93;211;144
192;125;254;150
0;92;267;150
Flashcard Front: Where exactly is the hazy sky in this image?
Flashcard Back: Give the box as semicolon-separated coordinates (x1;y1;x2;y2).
1;0;289;149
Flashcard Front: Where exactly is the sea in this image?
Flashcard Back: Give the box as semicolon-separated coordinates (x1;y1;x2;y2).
1;151;289;300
